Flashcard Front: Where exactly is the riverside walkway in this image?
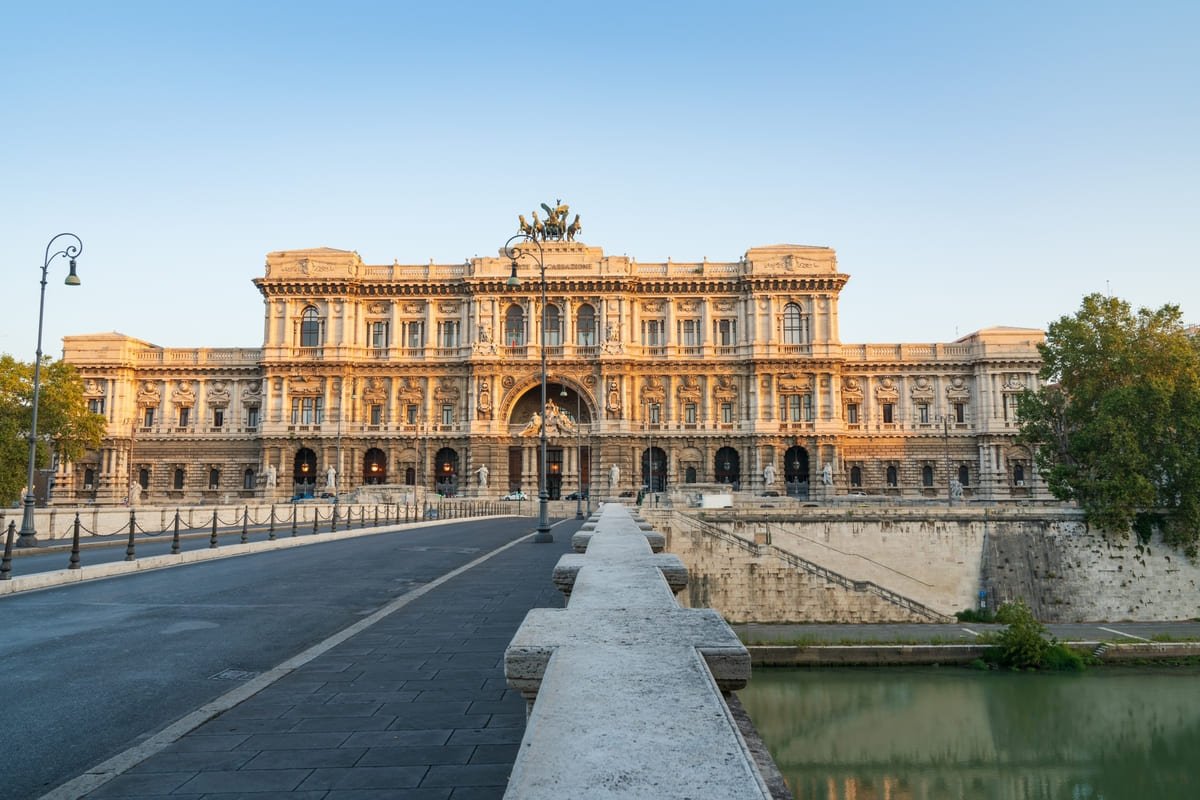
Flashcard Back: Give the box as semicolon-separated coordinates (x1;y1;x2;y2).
46;520;579;800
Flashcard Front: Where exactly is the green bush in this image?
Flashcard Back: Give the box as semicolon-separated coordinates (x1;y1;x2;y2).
1041;643;1085;671
956;608;995;623
994;599;1051;669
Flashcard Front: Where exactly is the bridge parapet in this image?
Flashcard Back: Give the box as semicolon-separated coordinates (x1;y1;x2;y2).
503;504;774;799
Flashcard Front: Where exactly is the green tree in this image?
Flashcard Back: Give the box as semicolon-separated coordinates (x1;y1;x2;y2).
1017;294;1200;556
0;355;107;505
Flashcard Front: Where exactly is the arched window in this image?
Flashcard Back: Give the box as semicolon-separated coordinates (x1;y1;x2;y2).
505;304;525;346
576;304;596;346
300;306;321;347
850;466;862;487
1014;463;1025;485
544;303;562;346
173;468;185;490
958;465;970;486
243;468;255;490
208;468;220;489
886;465;898;487
783;303;805;344
84;467;95;489
685;466;697;483
138;468;150;490
922;465;934;486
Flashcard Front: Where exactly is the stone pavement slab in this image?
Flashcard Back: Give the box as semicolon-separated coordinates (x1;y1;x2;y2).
72;523;576;799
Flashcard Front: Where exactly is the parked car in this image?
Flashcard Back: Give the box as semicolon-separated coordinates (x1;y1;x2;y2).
564;490;589;500
502;490;528;501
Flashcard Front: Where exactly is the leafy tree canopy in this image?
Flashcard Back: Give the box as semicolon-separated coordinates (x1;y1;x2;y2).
0;354;107;505
1017;294;1200;556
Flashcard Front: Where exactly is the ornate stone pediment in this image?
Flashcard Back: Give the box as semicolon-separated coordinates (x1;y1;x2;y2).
433;378;459;404
137;381;161;407
842;376;863;398
676;375;701;403
288;376;323;396
946;375;972;399
713;376;738;402
171;380;197;405
778;373;812;394
641;376;666;404
1003;373;1026;391
910;375;935;399
265;248;362;279
207;380;231;406
241;381;262;406
398;378;423;404
362;377;387;405
874;376;899;401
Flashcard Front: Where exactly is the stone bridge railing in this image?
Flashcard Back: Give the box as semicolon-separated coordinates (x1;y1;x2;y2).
503;504;787;798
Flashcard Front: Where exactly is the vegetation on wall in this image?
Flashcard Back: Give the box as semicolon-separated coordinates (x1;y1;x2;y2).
1017;294;1200;557
0;355;106;505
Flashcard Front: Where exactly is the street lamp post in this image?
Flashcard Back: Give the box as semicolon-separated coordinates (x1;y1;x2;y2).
561;384;584;520
505;233;553;543
941;413;952;507
18;233;83;548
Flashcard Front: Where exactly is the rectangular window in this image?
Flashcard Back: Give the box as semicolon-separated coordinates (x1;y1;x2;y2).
371;321;388;349
438;320;460;348
918;403;930;424
684;403;697;424
294;397;323;424
846;403;859;424
143;408;155;427
649;403;661;424
786;395;801;422
721;402;733;424
442;404;453;425
641;319;665;346
178;407;190;427
405;321;424;348
213;408;225;428
680;319;699;346
88;398;105;415
406;404;418;425
370;405;382;425
715;319;736;346
955;402;966;423
803;394;814;422
882;403;894;424
246;407;259;428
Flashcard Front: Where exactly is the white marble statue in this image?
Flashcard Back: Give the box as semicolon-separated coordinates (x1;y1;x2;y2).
129;481;141;505
763;463;776;485
265;464;277;488
821;462;833;486
950;478;963;499
476;464;489;488
326;466;337;491
609;463;620;487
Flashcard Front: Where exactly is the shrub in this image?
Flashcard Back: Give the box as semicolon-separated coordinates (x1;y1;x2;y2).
956;608;995;623
994;599;1051;669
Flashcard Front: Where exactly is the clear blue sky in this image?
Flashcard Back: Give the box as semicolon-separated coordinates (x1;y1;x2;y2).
2;1;1197;355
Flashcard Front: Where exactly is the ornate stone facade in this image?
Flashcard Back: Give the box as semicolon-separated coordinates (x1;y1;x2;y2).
58;238;1044;505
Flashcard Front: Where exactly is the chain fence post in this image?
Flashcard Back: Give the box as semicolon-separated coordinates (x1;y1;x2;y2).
69;513;82;569
241;506;249;544
124;509;138;561
268;504;276;541
1;521;16;580
172;510;181;554
210;510;219;548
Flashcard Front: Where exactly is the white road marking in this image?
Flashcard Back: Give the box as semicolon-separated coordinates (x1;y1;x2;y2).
1099;626;1152;642
961;627;980;637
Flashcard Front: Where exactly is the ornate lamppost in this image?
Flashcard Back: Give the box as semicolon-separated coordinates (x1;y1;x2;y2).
505;232;553;542
18;234;83;548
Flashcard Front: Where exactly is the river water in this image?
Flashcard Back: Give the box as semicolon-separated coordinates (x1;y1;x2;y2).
739;666;1200;800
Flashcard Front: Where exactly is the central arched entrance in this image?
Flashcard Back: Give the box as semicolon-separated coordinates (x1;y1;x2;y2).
293;448;317;497
714;446;740;488
435;447;459;496
641;446;666;493
784;445;810;498
362;448;386;484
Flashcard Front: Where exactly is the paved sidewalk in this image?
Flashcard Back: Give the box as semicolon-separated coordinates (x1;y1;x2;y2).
69;521;578;800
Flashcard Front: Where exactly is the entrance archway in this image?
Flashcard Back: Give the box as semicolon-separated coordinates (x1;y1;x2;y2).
641;446;666;492
435;447;459;496
362;448;386;484
293;448;317;496
714;447;739;487
784;445;810;498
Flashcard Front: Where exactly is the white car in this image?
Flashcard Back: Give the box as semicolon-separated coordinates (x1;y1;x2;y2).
502;491;528;501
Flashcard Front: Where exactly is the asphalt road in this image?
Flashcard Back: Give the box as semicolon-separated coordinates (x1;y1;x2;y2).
0;517;536;799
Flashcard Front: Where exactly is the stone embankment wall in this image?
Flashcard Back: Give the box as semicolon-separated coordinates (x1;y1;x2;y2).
648;507;1200;623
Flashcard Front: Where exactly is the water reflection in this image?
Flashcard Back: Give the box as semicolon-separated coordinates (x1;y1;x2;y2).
739;666;1200;800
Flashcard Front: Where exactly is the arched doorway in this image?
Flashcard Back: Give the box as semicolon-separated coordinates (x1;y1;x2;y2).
641;446;666;492
784;446;810;498
362;448;386;484
714;447;739;487
435;447;459;496
293;448;317;496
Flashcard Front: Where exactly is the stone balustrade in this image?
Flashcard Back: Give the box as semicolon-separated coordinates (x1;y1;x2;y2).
503;504;776;799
